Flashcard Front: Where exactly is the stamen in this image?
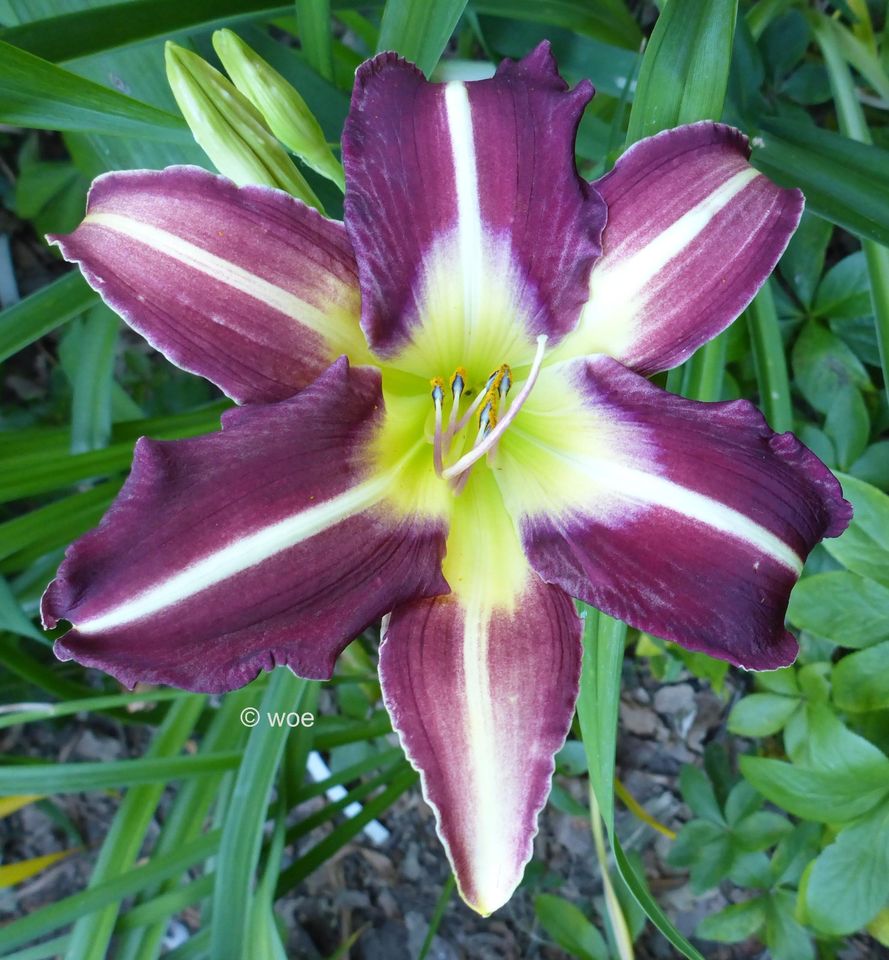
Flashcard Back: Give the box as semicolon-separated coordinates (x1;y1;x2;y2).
448;363;509;437
430;377;445;478
442;335;547;482
448;367;466;433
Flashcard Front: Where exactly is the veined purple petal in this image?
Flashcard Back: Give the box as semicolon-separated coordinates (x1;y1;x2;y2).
342;42;606;377
555;122;803;373
50;166;370;405
380;576;581;915
43;360;448;693
499;357;850;670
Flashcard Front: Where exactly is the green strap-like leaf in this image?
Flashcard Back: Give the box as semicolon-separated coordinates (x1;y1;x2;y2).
377;0;468;76
626;0;737;145
0;0;292;63
0;39;190;139
751;117;889;248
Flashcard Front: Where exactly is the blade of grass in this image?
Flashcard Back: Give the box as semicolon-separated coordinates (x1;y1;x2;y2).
0;271;95;363
575;603;626;833
0;688;186;731
209;669;305;960
417;874;455;960
276;765;417;894
0;831;220;952
65;696;207;960
0;752;238;795
745;279;793;432
61;304;119;454
115;687;254;960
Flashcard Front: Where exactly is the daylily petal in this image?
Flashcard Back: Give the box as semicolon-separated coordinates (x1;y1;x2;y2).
380;576;581;916
43;360;448;693
497;356;851;670
554;122;803;373
50;166;370;405
378;465;581;914
342;42;606;377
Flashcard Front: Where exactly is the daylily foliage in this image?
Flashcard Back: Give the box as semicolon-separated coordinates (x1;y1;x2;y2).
42;43;850;915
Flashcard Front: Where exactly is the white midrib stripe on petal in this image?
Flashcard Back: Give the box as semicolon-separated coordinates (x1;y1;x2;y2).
461;599;502;915
84;212;333;335
577;167;761;359
588;459;803;573
444;82;484;352
76;476;389;634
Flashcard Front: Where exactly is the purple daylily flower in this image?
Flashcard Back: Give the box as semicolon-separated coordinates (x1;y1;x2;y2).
42;44;851;915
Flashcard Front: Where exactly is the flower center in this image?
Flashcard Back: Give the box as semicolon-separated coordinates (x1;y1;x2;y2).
428;334;548;493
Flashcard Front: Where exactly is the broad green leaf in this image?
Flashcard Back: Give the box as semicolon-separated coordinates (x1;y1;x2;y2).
377;0;467;76
0;39;189;139
0;270;97;363
740;757;889;823
696;897;767;943
668;822;734;893
728;693;799;737
791;321;870;414
626;0;736;144
678;765;724;824
805;802;889;935
765;889;814;960
534;894;609;960
732;811;792;851
851;442;889;492
824;385;870;471
833;641;889;712
751;117;889;246
778;210;832;308
788;571;889;648
825;473;889;586
474;19;639;100
473;0;641;49
814;251;873;319
723;780;762;826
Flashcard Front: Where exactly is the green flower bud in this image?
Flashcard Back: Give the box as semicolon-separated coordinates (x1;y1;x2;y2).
212;29;345;193
164;41;323;211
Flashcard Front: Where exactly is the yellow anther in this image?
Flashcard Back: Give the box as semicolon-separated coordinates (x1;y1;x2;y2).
478;386;500;432
430;376;445;401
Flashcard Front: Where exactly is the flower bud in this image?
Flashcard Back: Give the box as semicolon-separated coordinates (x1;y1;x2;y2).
164;41;322;210
212;29;345;192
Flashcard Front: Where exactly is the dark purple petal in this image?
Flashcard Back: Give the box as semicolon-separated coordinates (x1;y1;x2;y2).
50;166;370;405
502;357;850;670
43;360;448;693
380;576;581;914
555;122;803;373
342;42;606;374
